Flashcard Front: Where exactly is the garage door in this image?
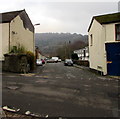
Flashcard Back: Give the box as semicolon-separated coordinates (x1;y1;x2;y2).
105;42;120;76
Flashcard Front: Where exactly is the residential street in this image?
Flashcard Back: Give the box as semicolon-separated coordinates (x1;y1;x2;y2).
2;62;119;117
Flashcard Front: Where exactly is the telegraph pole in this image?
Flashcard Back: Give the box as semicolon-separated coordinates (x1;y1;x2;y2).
69;41;71;59
65;42;67;59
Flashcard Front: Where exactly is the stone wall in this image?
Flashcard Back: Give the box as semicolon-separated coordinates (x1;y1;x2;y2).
74;60;89;67
2;54;30;73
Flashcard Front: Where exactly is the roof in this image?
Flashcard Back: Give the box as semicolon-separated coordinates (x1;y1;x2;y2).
88;12;120;32
0;9;34;32
0;10;24;23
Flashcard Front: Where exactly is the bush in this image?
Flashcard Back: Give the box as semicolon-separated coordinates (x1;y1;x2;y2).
26;51;35;71
71;53;79;60
9;45;35;71
10;45;25;53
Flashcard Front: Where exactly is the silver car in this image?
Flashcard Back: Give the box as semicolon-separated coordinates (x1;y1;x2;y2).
64;59;73;66
36;59;43;66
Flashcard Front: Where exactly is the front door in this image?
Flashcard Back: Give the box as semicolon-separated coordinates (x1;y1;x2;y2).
105;42;120;76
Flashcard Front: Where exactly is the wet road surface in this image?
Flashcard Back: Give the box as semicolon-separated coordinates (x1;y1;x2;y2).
2;62;119;117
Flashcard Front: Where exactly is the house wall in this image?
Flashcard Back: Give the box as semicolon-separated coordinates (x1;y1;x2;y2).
0;23;9;61
10;15;34;54
88;19;119;75
104;23;116;42
88;19;107;75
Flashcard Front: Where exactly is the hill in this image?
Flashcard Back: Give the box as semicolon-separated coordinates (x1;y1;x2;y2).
35;33;88;56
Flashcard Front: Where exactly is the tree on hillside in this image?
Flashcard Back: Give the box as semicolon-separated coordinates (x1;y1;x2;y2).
70;40;87;51
56;44;70;60
56;40;88;60
35;33;88;56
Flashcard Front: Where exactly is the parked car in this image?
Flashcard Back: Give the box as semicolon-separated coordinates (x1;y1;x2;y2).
58;59;62;62
64;59;73;66
36;59;43;66
51;57;59;63
46;59;55;63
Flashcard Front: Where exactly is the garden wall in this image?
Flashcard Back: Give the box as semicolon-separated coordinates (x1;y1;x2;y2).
2;54;29;73
74;60;89;67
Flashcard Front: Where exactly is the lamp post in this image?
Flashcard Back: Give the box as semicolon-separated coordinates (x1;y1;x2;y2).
69;40;71;59
33;23;40;55
34;23;40;26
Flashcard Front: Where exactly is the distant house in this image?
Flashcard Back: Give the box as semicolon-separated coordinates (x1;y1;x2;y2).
0;9;34;61
74;46;89;61
88;12;120;76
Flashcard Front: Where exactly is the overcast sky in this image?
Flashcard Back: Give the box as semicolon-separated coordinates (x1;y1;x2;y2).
0;0;119;35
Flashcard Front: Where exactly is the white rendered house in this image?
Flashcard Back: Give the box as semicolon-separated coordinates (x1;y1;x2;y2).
0;10;34;61
88;12;120;76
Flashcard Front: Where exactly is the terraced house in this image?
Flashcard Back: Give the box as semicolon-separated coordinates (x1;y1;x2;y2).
0;9;34;61
88;12;120;76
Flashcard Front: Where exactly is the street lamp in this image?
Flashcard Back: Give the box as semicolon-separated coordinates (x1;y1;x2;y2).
33;23;40;55
69;41;71;59
34;23;40;26
34;23;40;33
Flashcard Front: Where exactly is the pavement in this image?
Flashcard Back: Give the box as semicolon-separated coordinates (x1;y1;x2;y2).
1;62;120;117
74;64;120;80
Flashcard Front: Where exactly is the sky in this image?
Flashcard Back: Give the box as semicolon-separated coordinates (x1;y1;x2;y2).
0;0;119;35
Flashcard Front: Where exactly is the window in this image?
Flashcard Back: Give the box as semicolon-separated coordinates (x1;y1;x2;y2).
90;34;93;46
116;24;120;41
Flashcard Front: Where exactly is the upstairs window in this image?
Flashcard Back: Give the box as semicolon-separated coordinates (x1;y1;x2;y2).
90;34;93;46
116;24;120;41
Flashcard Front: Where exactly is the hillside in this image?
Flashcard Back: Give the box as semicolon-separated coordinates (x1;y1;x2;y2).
35;33;88;56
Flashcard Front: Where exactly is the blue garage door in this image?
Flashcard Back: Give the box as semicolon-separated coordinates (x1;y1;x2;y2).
105;42;120;76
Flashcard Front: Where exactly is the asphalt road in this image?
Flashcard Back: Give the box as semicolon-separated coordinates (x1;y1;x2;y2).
2;62;119;117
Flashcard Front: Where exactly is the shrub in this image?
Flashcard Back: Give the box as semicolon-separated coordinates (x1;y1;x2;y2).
71;53;79;60
10;45;25;53
10;45;35;71
26;51;35;71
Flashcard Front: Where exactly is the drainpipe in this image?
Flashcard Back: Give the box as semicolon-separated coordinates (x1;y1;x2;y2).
33;27;35;54
9;22;10;52
104;25;107;75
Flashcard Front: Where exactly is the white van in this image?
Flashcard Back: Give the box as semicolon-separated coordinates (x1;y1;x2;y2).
51;57;59;63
